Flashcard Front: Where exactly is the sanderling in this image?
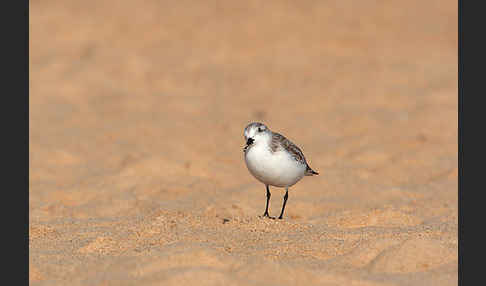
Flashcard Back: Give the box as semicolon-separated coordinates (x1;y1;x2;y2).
243;122;318;219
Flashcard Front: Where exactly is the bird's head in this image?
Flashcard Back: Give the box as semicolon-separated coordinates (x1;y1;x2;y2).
244;122;271;148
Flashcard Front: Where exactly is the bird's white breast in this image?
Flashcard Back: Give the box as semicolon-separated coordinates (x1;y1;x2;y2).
244;143;306;188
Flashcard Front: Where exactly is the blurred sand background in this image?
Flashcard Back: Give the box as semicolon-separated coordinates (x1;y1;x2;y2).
29;0;457;285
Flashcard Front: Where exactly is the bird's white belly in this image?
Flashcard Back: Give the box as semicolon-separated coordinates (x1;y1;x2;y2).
245;145;306;188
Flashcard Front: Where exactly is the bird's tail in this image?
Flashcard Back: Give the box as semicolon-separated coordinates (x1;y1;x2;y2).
305;165;319;176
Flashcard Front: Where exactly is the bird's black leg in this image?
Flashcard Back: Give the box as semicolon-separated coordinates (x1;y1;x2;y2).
278;188;289;219
262;185;275;219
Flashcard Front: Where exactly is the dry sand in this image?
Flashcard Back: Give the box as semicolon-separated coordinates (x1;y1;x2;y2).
29;0;458;285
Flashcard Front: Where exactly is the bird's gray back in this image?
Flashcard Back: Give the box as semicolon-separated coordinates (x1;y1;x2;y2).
270;132;308;166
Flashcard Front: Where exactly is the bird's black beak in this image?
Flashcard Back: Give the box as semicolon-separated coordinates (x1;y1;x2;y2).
243;138;254;152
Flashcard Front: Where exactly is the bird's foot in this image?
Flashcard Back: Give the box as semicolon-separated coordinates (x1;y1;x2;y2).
260;213;276;219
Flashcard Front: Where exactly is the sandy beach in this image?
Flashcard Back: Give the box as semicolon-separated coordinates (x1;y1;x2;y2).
29;1;457;285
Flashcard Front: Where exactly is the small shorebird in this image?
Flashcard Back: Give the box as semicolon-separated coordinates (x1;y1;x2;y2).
243;122;318;219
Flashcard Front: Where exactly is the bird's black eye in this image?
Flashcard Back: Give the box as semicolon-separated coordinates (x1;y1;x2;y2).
258;127;263;132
